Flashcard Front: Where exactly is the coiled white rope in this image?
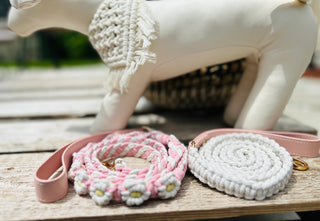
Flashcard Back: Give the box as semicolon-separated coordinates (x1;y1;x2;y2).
188;133;293;200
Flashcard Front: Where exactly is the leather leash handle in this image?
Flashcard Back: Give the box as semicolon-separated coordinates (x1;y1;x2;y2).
190;129;320;158
34;129;140;203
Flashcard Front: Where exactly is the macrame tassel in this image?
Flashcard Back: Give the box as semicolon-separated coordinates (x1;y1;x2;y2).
119;0;158;92
89;0;159;93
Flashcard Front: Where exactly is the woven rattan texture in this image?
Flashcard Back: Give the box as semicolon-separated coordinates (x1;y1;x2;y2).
144;59;245;110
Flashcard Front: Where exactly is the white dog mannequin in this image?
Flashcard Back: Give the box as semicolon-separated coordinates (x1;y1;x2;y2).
8;0;317;133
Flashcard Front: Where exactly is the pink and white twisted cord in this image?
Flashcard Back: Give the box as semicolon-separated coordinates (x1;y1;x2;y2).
68;130;187;206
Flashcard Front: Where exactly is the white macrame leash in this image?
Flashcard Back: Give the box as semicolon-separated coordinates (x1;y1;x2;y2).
188;133;293;200
68;129;187;206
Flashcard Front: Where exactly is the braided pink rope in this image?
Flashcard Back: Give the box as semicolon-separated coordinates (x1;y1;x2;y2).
68;129;187;206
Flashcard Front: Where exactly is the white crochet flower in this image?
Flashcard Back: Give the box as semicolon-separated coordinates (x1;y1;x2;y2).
91;170;103;178
121;180;150;206
157;172;181;199
89;179;113;206
74;170;89;195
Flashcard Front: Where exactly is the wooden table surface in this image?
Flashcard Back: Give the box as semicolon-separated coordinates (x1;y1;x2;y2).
0;67;319;221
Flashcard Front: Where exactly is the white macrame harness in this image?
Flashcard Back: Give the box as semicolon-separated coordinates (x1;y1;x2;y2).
188;133;293;200
88;0;158;93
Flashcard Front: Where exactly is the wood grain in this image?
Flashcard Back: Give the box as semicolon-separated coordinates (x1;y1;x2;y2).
0;68;106;118
0;67;319;220
0;66;106;92
0;118;93;153
1;153;320;221
0;88;105;101
129;111;318;139
0;114;317;153
0;98;102;118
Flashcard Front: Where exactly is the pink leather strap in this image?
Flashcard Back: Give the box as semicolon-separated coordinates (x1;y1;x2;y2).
35;128;320;203
34;129;138;203
190;129;320;158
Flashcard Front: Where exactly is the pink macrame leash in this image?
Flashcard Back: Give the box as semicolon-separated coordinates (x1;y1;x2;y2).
34;128;188;205
68;129;188;206
34;129;137;203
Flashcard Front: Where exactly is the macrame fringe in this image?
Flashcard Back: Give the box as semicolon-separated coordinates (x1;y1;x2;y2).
102;0;159;93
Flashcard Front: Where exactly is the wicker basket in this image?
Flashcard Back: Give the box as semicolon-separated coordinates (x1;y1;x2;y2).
143;59;246;110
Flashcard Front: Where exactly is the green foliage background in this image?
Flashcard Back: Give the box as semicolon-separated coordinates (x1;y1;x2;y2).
37;30;100;66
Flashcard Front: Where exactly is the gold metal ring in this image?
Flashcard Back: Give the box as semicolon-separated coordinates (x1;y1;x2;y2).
141;126;152;132
103;160;116;171
293;158;308;171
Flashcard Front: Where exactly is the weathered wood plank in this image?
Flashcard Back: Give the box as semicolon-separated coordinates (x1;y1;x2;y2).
0;67;108;118
0;68;318;137
0;98;101;118
0;153;320;221
0;114;317;154
129;112;318;138
0;118;93;153
0;66;106;92
0;68;107;118
0;88;105;101
0;88;149;119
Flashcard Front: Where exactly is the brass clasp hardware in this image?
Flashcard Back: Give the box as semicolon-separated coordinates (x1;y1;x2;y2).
293;158;308;171
190;141;196;148
189;140;201;149
141;126;152;132
189;140;207;149
102;158;127;170
103;160;115;171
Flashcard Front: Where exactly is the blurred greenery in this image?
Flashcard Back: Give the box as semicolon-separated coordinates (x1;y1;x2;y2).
0;29;101;67
37;30;100;67
0;59;102;68
1;2;100;67
0;1;10;18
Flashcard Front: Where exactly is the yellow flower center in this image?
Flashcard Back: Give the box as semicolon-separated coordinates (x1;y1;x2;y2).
77;180;82;186
166;183;175;192
130;191;142;198
95;189;104;197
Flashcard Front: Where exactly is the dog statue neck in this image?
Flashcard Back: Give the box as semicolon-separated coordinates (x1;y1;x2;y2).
8;0;104;36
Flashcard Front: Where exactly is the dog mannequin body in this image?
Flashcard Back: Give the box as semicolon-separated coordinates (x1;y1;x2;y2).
8;0;317;132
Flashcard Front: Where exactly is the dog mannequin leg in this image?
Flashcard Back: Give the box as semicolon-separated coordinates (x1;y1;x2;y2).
235;54;294;129
91;66;152;133
234;2;317;130
235;36;317;129
236;47;317;129
223;54;258;126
